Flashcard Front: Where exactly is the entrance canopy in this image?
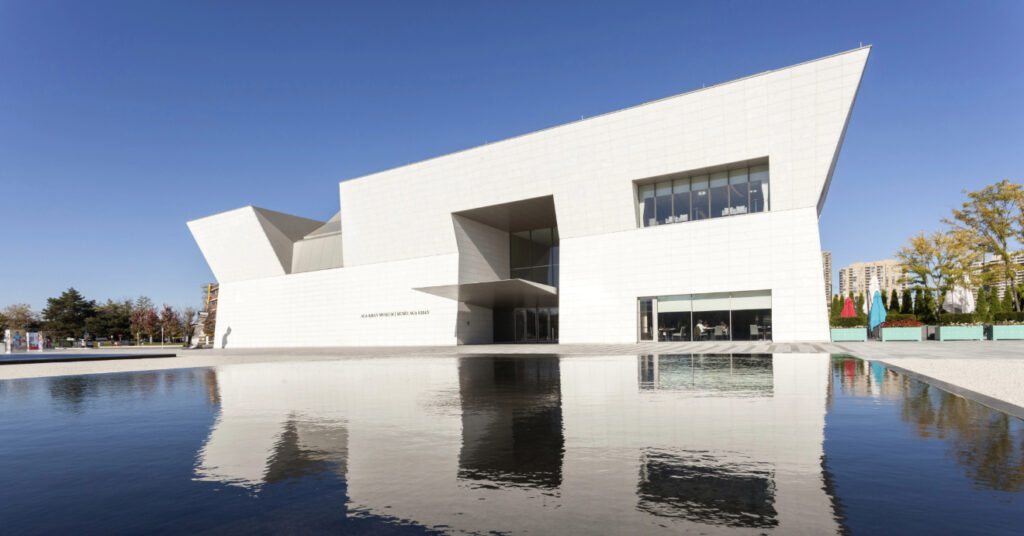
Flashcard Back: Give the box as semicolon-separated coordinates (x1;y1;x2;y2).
415;279;558;308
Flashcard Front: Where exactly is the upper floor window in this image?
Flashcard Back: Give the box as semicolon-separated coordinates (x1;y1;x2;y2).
510;227;559;287
637;162;769;228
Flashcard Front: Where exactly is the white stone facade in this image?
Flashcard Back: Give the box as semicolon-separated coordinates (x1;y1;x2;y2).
188;47;870;347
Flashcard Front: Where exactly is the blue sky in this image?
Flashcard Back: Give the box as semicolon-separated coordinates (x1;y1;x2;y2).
2;1;1022;311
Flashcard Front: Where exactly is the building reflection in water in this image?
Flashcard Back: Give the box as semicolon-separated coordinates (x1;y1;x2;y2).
189;354;839;533
638;354;773;395
457;356;563;490
637;449;777;528
831;356;1024;493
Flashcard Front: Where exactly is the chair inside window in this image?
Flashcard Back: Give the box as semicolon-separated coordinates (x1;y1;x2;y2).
713;326;724;340
750;324;760;340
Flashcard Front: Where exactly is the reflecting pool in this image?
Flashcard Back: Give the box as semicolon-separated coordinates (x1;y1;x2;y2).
0;354;1021;534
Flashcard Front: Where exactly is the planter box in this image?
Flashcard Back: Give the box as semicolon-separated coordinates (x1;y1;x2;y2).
881;327;922;342
831;328;867;342
936;325;984;341
991;325;1024;341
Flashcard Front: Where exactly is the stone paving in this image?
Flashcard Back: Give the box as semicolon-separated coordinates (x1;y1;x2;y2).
3;340;1023;417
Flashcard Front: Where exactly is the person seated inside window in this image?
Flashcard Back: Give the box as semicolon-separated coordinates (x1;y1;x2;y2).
695;320;708;339
719;320;729;336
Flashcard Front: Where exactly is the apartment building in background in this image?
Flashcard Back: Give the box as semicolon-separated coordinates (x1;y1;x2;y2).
822;251;832;309
837;259;908;300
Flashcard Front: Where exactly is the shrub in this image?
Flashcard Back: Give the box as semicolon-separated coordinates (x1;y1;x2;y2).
993;312;1024;324
882;319;923;328
885;313;917;322
937;313;978;326
831;316;867;328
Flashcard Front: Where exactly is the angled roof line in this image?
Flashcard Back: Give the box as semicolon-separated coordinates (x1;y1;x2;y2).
342;46;873;186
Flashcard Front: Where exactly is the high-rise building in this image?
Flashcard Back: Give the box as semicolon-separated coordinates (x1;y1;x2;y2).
822;251;832;309
837;260;908;301
971;252;1024;298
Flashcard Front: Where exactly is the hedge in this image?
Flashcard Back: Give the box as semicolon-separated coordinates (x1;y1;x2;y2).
994;312;1024;323
885;313;917;322
937;313;978;325
831;316;867;328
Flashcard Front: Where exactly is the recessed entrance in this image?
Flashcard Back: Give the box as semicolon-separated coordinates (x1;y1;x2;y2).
513;307;558;343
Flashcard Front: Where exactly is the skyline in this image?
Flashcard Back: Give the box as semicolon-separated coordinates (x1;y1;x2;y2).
2;1;1022;310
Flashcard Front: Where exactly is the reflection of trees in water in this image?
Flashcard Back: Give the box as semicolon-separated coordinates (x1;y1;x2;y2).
898;378;1024;492
45;370;214;413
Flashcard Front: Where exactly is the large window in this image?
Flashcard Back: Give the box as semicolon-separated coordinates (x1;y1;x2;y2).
637;162;769;228
510;227;559;287
638;290;772;342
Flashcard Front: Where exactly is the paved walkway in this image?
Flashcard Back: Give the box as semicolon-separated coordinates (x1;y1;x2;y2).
3;340;1023;417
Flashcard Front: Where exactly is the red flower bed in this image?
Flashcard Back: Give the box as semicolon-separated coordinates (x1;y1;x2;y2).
882;319;923;328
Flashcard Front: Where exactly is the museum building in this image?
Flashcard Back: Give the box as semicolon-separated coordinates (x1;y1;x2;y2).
188;47;870;347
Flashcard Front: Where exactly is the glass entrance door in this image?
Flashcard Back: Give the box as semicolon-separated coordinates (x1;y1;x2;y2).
513;307;556;343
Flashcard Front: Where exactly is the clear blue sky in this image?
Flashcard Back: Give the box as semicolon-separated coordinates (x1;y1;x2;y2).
2;1;1022;311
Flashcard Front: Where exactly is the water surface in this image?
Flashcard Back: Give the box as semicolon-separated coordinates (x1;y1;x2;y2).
1;354;1021;534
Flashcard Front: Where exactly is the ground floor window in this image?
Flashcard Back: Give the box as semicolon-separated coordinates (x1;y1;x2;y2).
638;290;771;342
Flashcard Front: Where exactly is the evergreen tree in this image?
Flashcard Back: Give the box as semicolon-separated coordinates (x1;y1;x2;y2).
975;288;990;322
855;293;865;316
990;287;1003;314
920;292;937;323
830;295;840;324
889;289;900;312
913;289;927;317
1002;287;1014;313
900;289;913;314
42;287;96;341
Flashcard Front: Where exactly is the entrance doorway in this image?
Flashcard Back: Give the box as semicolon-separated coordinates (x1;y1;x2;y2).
514;307;558;343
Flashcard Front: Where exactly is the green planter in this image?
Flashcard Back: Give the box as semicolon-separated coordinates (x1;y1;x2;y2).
991;325;1024;341
831;328;867;342
881;327;922;341
936;325;984;341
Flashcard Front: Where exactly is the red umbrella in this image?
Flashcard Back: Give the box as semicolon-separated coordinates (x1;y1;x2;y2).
840;297;856;318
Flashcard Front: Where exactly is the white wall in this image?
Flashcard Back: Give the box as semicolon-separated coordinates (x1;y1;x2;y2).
560;207;830;342
453;215;509;283
214;254;461;348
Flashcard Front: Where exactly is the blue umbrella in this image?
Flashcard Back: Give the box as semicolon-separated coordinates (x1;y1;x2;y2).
869;291;887;331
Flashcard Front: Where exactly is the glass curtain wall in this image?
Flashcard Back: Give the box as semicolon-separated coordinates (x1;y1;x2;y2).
638;163;768;228
510;227;559;287
639;291;772;341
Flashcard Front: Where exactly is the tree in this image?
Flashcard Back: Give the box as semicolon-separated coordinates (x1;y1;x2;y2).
42;288;96;342
989;287;1003;314
975;288;990;322
85;299;133;341
913;289;927;318
159;304;181;343
896;229;980;321
130;296;158;343
181;306;198;346
855;293;865;315
900;289;913;314
1;303;40;330
945;179;1024;312
1002;286;1015;313
889;289;900;312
